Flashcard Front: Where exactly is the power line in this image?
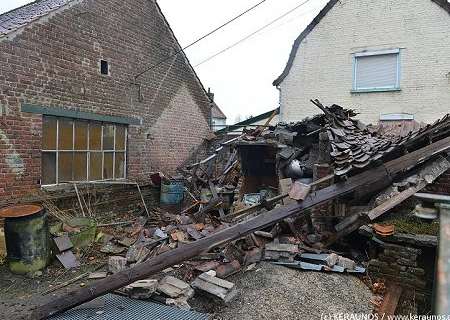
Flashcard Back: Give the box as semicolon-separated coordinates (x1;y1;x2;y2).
134;0;269;80
249;3;325;41
194;0;318;67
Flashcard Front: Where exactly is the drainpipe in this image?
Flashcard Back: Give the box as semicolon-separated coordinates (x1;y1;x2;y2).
207;88;213;130
276;85;283;122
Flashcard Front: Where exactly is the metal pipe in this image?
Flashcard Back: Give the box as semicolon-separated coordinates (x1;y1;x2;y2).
436;200;450;314
414;193;450;315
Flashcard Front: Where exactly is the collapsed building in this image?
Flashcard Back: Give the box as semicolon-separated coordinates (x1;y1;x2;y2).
18;101;450;319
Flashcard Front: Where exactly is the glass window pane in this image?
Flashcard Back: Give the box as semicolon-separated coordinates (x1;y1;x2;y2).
115;152;125;179
74;152;87;181
74;120;88;150
58;152;73;182
89;152;102;180
115;125;126;150
42;117;57;150
89;122;102;150
104;152;113;179
58;118;73;150
42;152;56;184
103;125;114;150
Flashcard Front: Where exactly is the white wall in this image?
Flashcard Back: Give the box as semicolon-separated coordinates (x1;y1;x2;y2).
279;0;450;124
212;117;226;131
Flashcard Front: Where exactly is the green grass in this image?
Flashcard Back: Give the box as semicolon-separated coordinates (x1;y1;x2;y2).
378;211;439;236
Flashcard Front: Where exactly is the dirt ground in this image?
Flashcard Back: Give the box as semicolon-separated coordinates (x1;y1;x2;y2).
0;261;372;320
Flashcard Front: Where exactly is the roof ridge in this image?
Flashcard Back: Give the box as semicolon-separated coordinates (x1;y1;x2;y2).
273;0;450;87
0;0;75;38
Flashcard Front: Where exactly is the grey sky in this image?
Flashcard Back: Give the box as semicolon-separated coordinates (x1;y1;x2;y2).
0;0;328;124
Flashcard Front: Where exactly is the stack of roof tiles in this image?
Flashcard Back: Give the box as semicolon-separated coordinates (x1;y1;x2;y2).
324;105;450;176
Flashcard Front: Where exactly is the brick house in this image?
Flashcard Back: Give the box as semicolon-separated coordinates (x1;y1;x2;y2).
273;0;450;124
0;0;213;201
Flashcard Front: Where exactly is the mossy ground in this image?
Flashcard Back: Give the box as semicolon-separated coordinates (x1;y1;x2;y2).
378;211;439;236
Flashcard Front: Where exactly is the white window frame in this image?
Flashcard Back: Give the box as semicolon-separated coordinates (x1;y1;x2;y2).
352;48;401;92
41;116;127;186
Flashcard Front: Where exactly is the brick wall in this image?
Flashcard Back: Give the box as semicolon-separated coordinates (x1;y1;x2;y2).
0;0;212;201
368;242;432;303
279;0;450;124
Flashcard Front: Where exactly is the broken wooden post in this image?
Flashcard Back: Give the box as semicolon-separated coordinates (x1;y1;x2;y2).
31;136;450;319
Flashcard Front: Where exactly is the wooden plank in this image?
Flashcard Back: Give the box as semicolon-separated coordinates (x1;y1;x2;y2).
32;139;450;319
209;182;225;218
220;193;288;222
377;284;403;317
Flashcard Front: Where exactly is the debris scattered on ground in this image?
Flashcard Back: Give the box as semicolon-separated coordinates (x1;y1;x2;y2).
4;102;450;319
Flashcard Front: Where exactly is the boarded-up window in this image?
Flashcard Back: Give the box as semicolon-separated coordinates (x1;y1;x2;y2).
353;49;400;91
41;116;127;185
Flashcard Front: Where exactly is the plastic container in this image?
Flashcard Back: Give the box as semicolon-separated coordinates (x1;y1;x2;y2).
160;180;184;213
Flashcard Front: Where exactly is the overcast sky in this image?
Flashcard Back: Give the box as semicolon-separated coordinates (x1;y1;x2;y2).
0;0;328;124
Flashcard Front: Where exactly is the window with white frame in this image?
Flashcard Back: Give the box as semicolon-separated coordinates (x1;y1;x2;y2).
41;116;127;185
353;49;401;92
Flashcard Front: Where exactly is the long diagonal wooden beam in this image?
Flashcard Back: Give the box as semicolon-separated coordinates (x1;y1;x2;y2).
32;136;450;319
326;156;450;246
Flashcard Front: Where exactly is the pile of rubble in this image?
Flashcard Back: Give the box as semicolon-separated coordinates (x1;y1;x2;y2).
31;101;450;319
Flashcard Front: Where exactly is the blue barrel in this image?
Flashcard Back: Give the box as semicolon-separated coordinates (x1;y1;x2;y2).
160;180;184;213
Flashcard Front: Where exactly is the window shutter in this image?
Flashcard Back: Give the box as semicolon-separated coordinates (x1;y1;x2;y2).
355;53;398;89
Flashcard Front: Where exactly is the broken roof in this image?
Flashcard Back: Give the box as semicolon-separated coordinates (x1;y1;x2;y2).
0;0;73;37
273;0;450;86
300;102;450;176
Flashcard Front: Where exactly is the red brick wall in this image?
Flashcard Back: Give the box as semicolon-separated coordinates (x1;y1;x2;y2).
0;0;212;201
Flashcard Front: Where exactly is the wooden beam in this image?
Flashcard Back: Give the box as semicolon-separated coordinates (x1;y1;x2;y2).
32;138;450;319
377;284;403;317
219;193;288;222
326;156;450;246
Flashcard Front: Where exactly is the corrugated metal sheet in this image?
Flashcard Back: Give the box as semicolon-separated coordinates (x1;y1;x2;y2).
49;294;212;320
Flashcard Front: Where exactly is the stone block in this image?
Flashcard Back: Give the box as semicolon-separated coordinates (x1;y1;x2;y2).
192;272;237;304
157;276;194;299
337;257;355;269
384;243;422;255
404;277;427;289
396;251;417;260
382;249;397;257
384;274;405;284
125;279;158;299
108;256;127;274
397;258;417;267
390;263;407;271
378;254;396;263
325;253;339;267
368;259;389;268
407;267;425;276
379;267;399;276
